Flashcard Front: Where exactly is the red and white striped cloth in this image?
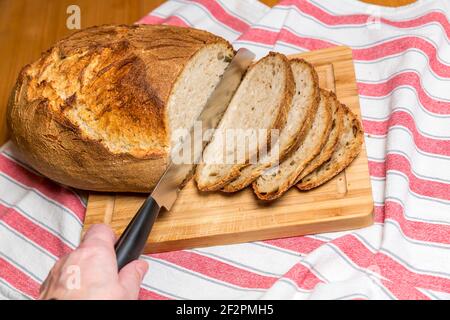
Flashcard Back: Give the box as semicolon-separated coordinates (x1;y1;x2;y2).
1;0;450;300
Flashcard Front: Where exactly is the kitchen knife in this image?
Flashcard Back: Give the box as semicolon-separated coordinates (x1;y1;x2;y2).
114;48;255;269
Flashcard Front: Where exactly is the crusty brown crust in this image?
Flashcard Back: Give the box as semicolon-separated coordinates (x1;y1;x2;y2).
295;90;343;183
221;58;320;193
195;164;244;192
7;24;233;192
296;104;363;191
252;89;333;201
195;52;295;192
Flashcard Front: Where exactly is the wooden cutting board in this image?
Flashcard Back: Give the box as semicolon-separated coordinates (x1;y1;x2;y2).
83;46;373;253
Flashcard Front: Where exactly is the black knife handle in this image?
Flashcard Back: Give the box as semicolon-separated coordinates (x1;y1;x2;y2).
115;196;160;270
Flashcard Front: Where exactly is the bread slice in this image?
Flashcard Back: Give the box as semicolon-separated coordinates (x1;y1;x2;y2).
295;90;343;183
252;89;332;201
8;24;235;192
297;104;363;190
221;59;320;193
195;52;295;192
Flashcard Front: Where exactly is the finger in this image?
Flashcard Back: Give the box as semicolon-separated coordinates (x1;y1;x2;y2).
81;224;116;248
118;260;148;299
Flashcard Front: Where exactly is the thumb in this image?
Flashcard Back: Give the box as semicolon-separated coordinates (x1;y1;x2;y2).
118;260;149;299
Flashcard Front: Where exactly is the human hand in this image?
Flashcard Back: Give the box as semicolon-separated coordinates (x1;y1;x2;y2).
39;224;148;300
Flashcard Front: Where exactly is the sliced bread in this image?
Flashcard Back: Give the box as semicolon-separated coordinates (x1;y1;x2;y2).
252;89;332;201
295;90;343;183
222;59;320;193
195;52;295;192
296;104;363;190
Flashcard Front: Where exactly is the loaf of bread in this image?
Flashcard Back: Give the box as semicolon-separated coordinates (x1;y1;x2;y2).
7;25;234;192
8;24;363;198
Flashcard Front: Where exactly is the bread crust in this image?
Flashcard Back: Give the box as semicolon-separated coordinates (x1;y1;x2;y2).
281;59;321;158
296;104;363;190
252;89;333;201
221;58;320;193
7;24;233;192
295;90;343;183
195;52;295;192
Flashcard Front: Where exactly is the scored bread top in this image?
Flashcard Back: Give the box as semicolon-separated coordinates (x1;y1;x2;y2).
221;58;320;193
8;24;234;192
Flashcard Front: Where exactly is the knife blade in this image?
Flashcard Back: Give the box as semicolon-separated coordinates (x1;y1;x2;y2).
115;48;255;269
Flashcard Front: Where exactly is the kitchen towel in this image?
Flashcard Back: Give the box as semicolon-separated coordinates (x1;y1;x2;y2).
1;0;450;300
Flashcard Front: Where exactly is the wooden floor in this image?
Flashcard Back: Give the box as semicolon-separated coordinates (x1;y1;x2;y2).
0;0;416;145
